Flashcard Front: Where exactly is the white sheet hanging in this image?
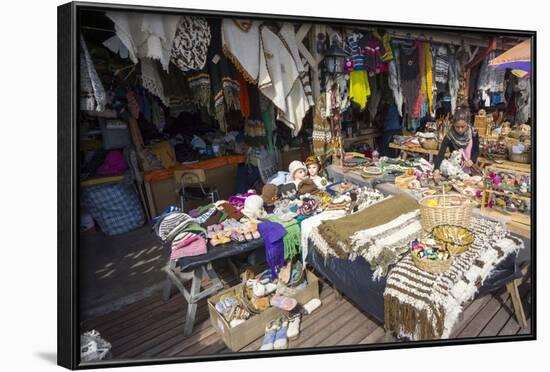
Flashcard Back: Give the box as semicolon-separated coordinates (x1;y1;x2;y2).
106;11;181;72
259;27;310;136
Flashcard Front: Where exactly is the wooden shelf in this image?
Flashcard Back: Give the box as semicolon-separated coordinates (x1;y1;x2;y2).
483;189;531;200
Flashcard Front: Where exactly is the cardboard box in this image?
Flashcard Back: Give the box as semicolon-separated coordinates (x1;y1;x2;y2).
207;271;319;352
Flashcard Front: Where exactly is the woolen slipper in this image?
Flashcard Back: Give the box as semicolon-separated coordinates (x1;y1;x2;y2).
270;294;297;311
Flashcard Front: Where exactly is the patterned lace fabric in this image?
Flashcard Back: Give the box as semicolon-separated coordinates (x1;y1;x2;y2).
140;58;168;106
171;16;211;73
80;34;106;112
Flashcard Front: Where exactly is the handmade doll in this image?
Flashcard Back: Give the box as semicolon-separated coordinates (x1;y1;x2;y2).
288;160;308;187
305;156;328;190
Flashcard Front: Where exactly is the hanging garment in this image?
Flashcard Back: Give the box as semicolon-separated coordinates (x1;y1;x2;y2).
170;16;211;72
140;58;168;106
185;19;240;130
80;34;106;112
349;70;371;110
434;45;449;84
260;93;276;154
362;34;384;75
423;42;434;115
237;70;251;118
347;33;366;71
514;78;531;124
278;24;315;108
222;19;261;83
367;74;381;121
102;35;129;59
373;30;394;62
301;58;315;107
399;41;421;118
106;12;181;71
448;46;459;115
259;26;310;136
278;23;306;74
312;95;333;157
388;42;404;117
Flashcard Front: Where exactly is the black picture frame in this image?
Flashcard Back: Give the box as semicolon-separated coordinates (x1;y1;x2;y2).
58;1;536;369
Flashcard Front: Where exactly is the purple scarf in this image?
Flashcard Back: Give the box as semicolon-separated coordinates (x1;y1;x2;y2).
257;221;286;279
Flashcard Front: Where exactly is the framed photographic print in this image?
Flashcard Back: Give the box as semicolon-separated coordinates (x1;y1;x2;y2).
58;1;536;369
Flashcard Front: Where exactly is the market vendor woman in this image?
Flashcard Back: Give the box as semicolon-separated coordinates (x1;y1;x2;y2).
433;107;480;179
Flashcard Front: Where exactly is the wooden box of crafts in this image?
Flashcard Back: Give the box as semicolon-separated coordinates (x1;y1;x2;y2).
207;271;320;351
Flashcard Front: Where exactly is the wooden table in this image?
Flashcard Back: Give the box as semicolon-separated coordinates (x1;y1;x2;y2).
390;143;532;173
477;157;531;173
389;143;441;162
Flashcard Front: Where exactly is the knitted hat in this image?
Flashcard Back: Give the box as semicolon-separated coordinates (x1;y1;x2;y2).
218;202;243;220
242;195;266;220
288;160;307;181
261;184;280;206
297;178;319;195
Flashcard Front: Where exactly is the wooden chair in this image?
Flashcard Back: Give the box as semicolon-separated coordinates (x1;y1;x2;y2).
174;169;219;210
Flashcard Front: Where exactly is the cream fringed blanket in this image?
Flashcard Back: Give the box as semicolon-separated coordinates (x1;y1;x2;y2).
309;194;422;279
383;217;523;340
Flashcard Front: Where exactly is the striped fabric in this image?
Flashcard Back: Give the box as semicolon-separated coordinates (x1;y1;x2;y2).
384;217;523;340
434;45;449;84
196;207;217;224
157;212;197;242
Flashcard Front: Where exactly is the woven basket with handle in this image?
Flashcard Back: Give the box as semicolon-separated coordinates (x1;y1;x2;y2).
412;252;452;273
418;193;474;232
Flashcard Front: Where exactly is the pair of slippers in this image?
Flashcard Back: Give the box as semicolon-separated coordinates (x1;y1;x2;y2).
259;313;302;351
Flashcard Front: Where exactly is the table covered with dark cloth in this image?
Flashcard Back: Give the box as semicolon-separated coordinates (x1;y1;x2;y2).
306;235;530;324
176;239;264;272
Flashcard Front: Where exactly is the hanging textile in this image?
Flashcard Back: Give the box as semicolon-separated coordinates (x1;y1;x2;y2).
140;58;168;106
312;95;333;157
185;18;241;131
278;23;315;109
388;41;404;116
278;23;306;74
260;94;276;154
106;11;181;71
424;42;434;115
222;19;261;83
80;34;106;112
434;45;449;84
259;26;310;136
158;63;197;113
244;85;267;147
170;16;211;73
448;46;459;115
237;70;251;118
102;35;129;59
515;78;530;124
373;30;394;62
399;41;421;118
349;70;371;110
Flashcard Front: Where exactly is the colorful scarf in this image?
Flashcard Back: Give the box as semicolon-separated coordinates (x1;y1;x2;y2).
349;70;371;110
447;125;472;148
257;221;287;279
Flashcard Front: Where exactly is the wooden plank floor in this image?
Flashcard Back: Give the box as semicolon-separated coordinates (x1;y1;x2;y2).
80;273;531;361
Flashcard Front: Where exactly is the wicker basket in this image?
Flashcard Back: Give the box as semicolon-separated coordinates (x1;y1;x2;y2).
421;139;439;150
432;225;475;255
508;151;531;164
419;194;474;232
395;174;417;189
412;252;452;274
